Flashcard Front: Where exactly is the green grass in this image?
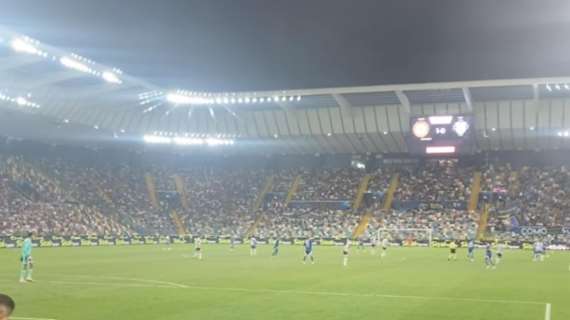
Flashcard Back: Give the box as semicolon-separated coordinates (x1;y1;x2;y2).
0;245;568;320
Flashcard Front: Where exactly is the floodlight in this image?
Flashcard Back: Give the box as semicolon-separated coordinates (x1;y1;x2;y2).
11;38;43;56
166;93;213;105
102;71;122;84
60;56;91;73
143;135;171;144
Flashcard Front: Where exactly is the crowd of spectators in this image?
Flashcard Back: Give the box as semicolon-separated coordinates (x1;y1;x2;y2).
0;157;129;236
365;208;478;241
0;149;568;243
293;168;365;201
255;208;359;239
178;168;265;237
394;160;472;204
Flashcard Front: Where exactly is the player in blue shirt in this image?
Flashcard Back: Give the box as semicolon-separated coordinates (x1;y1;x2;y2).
467;240;475;262
485;243;495;269
20;232;34;283
303;238;315;264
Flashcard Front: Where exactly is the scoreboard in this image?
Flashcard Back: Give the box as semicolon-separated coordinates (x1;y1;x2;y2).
407;115;474;155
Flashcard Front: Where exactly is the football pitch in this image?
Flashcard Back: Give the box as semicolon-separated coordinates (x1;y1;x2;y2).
0;245;568;320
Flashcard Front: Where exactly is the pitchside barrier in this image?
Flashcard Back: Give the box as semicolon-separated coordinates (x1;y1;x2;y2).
0;235;568;250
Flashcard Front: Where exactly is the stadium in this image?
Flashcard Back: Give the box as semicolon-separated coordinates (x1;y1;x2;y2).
0;2;569;320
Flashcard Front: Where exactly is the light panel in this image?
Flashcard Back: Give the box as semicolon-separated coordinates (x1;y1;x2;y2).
102;71;122;84
60;56;92;73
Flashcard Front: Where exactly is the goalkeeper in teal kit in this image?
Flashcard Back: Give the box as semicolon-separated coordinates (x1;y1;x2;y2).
20;232;34;283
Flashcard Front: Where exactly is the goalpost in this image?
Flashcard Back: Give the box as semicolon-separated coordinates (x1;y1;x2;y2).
377;228;433;247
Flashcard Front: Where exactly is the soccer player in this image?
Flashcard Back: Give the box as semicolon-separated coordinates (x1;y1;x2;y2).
370;235;378;255
448;241;458;261
303;238;314;264
250;236;257;256
357;237;365;250
533;240;544;262
0;293;15;320
342;239;350;267
20;232;33;283
230;235;236;251
467;239;475;262
496;242;505;265
485;243;495;269
272;238;280;256
380;238;389;258
193;237;203;260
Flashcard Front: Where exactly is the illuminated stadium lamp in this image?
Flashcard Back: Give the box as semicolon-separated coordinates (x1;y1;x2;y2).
166;93;213;105
10;38;47;57
289;96;294;102
215;97;222;104
296;96;302;101
545;84;552;91
143;135;171;144
426;146;456;154
173;137;204;145
555;84;561;90
245;97;251;103
281;96;287;102
93;125;99;130
529;126;535;131
205;138;234;146
15;97;27;106
428;115;453;125
565;84;570;90
491;127;497;132
102;71;122;84
60;56;91;73
260;97;265;103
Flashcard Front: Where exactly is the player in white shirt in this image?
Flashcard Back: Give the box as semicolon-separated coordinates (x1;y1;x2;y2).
250;236;257;256
381;238;389;258
533;240;544;262
495;243;505;265
342;239;351;267
193;237;203;260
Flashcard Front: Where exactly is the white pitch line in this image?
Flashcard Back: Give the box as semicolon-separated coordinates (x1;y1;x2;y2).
5;275;548;308
78;275;546;306
51;274;189;289
12;317;57;320
545;303;551;320
171;285;547;306
42;280;175;289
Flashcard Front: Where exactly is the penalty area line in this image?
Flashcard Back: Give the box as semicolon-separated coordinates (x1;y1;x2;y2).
12;317;57;320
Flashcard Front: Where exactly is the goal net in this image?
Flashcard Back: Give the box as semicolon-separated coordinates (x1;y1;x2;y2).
376;228;433;247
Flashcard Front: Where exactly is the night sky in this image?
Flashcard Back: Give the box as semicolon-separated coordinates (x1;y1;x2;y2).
3;0;570;91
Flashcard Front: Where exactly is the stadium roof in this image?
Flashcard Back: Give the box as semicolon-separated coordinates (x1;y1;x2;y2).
1;27;570;155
